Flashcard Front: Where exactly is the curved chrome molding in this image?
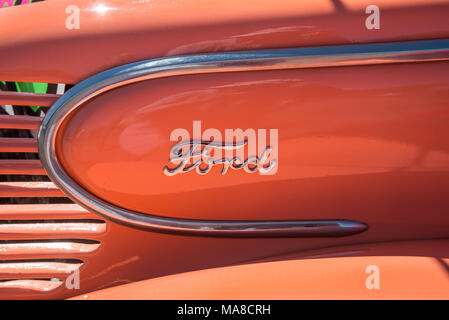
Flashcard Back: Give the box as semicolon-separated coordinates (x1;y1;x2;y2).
39;39;449;236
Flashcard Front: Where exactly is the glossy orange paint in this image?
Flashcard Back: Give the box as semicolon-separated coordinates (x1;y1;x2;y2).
72;240;449;299
57;62;449;228
1;0;449;300
1;0;449;83
49;61;449;300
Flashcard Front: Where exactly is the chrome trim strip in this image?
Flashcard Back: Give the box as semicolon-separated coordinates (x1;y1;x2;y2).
39;39;449;236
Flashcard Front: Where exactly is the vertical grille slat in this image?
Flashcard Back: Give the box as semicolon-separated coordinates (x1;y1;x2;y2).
0;279;63;292
0;240;100;256
0;182;64;198
0;82;106;296
0;115;42;130
0;160;45;175
0;91;60;107
0;204;94;220
0;137;38;153
0;219;107;235
0;260;83;278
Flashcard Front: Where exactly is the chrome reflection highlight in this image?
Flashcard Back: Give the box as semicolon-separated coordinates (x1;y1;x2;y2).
163;140;276;176
39;39;449;235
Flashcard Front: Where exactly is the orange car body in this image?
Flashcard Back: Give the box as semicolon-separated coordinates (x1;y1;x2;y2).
0;0;449;299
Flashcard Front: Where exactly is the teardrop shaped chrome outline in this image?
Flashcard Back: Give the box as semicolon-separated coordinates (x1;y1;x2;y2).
39;39;449;236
